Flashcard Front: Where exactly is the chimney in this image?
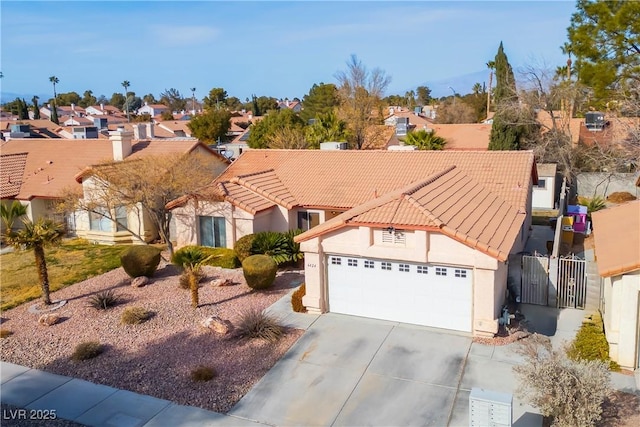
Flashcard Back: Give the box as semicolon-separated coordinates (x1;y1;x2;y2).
145;122;154;139
132;123;147;140
100;103;104;111
109;128;133;161
71;103;75;111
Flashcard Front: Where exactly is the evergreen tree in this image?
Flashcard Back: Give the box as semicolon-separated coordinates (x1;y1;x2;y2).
489;42;521;151
251;94;260;117
493;42;517;104
18;98;29;119
32;96;41;119
50;103;59;124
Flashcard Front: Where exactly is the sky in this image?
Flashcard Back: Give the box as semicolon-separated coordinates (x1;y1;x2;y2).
1;0;577;104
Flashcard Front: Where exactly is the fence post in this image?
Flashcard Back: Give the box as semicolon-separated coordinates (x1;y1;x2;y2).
548;256;558;307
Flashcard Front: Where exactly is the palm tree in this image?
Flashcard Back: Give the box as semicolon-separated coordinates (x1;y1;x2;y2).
1;201;28;234
49;76;59;124
190;87;196;114
6;218;64;305
121;80;130;122
472;83;483;96
486;61;495;115
404;130;447;150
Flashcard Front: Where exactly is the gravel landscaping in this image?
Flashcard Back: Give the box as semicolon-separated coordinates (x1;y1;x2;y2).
0;261;304;413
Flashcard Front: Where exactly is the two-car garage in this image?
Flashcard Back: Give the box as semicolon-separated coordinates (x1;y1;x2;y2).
326;255;473;332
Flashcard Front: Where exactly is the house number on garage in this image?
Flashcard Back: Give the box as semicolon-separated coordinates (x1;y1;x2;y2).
306;263;317;268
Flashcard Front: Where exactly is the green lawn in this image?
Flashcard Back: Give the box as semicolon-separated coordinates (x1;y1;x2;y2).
0;239;127;311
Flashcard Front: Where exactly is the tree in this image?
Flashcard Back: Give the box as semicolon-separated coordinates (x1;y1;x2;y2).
160;110;174;121
565;0;640;104
142;93;157;104
203;88;228;110
79;90;97;108
301;83;340;122
256;96;279;115
247;108;305;149
187;108;232;144
489;43;524;150
404;90;416;109
225;96;243;111
335;54;391;149
493;42;517;104
404;130;447;150
53;92;81;107
6;218;64;305
60;153;223;258
121;81;131;122
305;111;349;148
16;98;29;120
513;334;611;427
486;60;495;114
416;85;432;106
32;96;41;119
160;88;187;112
435;98;477;124
1;200;27;234
110;92;126;111
267;125;309;149
49;76;59;124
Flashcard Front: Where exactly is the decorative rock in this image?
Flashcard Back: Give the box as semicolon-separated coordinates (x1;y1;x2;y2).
201;316;233;335
38;313;60;326
131;276;150;288
211;278;233;287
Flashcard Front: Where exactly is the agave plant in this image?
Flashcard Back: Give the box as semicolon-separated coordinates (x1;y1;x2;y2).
250;231;290;265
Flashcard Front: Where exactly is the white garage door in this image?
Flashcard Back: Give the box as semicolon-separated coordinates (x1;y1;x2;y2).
327;255;472;332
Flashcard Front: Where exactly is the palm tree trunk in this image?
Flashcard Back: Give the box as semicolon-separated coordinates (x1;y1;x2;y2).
34;245;52;305
487;71;493;116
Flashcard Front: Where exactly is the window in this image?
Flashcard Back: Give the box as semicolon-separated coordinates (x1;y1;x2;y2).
115;206;128;232
417;265;428;274
298;211;320;231
455;269;467;278
364;260;374;269
381;262;392;271
348;258;358;267
381;229;406;245
199;216;226;248
537;179;546;189
331;257;341;265
398;264;410;272
89;207;111;232
435;267;447;276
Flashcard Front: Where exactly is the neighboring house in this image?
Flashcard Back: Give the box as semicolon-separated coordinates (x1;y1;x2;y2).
277;99;302;113
169;150;537;336
591;200;640;370
427;123;491;151
85;104;123;116
1;120;63;140
1;132;229;244
137;102;170;117
532;163;558;209
62;116;93;127
157;120;193;138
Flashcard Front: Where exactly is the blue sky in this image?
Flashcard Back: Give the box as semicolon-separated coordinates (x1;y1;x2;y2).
1;0;577;103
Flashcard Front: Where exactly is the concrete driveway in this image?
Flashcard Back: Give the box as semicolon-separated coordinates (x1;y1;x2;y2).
230;313;542;427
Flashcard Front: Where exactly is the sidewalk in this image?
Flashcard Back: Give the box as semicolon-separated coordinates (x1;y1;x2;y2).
1;289;309;427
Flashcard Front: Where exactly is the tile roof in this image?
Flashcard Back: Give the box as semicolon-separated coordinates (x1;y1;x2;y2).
0;152;28;198
209;150;535;214
591;200;640;277
1;138;227;199
427;123;491;150
295;166;523;261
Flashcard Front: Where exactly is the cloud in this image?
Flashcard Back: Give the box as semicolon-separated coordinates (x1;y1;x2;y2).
147;25;220;47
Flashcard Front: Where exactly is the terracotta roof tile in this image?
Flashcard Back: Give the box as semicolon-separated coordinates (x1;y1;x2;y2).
213;150;534;214
296;166;523;261
231;170;298;209
592;200;640;277
428;123;491;150
0;152;28;198
219;182;276;215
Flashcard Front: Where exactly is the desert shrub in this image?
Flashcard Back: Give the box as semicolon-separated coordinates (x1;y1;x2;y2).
236;307;283;342
242;255;278;290
0;329;13;338
88;289;120;310
606;191;636;204
120;245;162;278
250;231;290;264
514;334;611;427
291;283;307;313
172;246;206;268
577;196;606;214
120;306;151;325
190;365;216;382
234;234;257;263
567;312;620;370
283;229;304;266
71;341;104;361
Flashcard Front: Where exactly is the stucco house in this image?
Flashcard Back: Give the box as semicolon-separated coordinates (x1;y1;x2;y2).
532;163;558;210
1;131;229;244
137;103;170;117
170;150;537;336
592;200;640;370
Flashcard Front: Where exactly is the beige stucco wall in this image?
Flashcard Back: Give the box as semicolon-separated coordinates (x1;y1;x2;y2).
603;270;640;370
300;226;506;336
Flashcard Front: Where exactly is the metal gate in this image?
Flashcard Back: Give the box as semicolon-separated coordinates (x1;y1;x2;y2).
521;254;549;305
557;255;587;309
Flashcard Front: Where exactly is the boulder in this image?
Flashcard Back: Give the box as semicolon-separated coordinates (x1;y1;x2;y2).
211;278;233;287
38;314;60;326
200;316;233;335
131;276;150;288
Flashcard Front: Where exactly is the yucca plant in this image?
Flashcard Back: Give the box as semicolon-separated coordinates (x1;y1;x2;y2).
88;289;121;310
172;246;215;308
